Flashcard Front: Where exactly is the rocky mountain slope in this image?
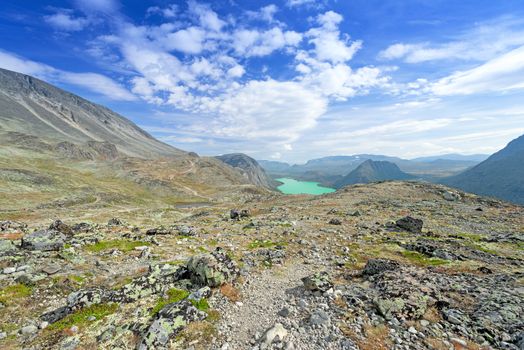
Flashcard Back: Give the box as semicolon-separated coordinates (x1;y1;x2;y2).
0;68;182;159
215;153;277;189
444;133;524;205
0;182;522;350
334;160;415;188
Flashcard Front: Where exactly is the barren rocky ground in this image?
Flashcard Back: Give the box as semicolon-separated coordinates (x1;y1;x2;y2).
0;181;523;350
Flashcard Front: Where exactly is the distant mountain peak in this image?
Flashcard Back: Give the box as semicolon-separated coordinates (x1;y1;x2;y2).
334;160;414;188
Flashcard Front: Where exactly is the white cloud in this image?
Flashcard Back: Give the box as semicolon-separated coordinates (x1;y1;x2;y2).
232;27;302;57
247;5;279;23
432;45;524;95
0;50;136;101
162;27;207;54
44;10;90;31
286;0;315;7
227;65;245;78
188;0;226;32
147;4;178;18
379;17;524;63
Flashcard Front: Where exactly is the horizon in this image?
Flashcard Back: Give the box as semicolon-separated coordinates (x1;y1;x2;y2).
2;1;524;163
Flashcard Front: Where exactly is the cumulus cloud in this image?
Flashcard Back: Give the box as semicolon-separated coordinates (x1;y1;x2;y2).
0;50;136;101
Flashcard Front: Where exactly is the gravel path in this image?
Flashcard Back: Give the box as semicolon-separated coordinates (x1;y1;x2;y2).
213;260;314;349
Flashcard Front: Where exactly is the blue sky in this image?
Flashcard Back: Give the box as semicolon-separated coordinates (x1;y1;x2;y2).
2;0;524;163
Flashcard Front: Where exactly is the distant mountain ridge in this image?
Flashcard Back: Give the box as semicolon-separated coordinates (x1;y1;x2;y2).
412;154;489;162
215;153;276;189
443;134;524;205
334;160;415;188
0;68;183;158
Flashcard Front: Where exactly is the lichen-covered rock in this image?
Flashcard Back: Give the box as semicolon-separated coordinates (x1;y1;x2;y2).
21;229;65;251
395;216;423;233
49;219;73;236
328;218;342;225
230;209;250;220
186;247;239;287
107;218;123;226
0;220;27;232
374;297;405;320
362;259;400;276
0;239;17;256
145;226;173;235
138;300;206;350
176;225;197;236
110;264;189;303
301;272;333;293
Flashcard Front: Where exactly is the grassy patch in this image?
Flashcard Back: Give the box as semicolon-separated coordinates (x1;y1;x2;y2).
47;303;118;331
85;240;150;253
190;298;210;312
150;288;190;316
0;284;32;305
453;232;486;242
401;251;449;266
248;239;285;249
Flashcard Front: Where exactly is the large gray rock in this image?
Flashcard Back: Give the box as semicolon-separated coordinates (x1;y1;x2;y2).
186;248;239;287
21;229;65;251
395;216;423;233
0;239;17;256
301;272;333;293
362;259;400;276
138;300;206;350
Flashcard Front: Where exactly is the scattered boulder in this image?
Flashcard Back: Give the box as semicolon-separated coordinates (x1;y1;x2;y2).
177;225;197;236
107;218;124;226
21;229;65;251
49;220;73;236
230;209;250;220
301;272;333;293
71;222;93;233
328;218;342;225
0;221;27;232
443;191;461;201
138;300;206;350
0;239;17;256
186;248;239;287
362;258;400;276
146;226;173;236
259;323;288;350
395;216;423;233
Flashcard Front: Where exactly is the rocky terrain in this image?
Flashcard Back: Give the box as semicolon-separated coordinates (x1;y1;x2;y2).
0;181;523;350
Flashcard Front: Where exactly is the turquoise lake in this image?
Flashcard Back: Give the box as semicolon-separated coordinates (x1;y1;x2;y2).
276;178;336;195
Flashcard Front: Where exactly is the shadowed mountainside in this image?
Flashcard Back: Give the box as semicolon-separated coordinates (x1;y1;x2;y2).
215;153;277;189
443;133;524;205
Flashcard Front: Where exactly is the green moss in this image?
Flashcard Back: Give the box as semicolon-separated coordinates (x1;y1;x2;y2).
85;240;150;253
70;275;86;284
0;284;32;305
401;251;449;266
150;288;190;316
453;232;486;242
47;303;118;331
190;298;210;312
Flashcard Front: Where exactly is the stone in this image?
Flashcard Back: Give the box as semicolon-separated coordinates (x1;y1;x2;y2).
278;307;290;317
3;267;16;274
0;240;17;256
362;259;400;276
374;298;405;320
186;248;239;287
138;300;206;350
301;272;333;293
443;191;460;201
107;218;123;226
49;220;73;236
310;310;330;326
188;286;212;302
42;264;62;275
329;218;342;225
395;216;423;233
177;225;197;236
230;209;250;220
259;323;288;350
0;331;6;339
21;229;65;251
21;325;38;335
